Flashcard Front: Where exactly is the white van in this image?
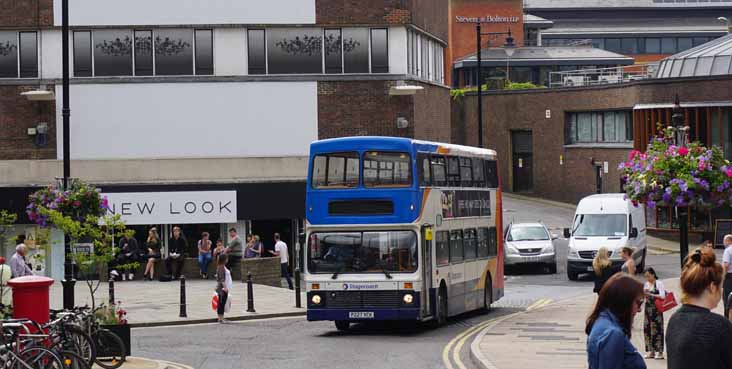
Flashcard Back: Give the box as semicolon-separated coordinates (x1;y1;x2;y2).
563;194;647;281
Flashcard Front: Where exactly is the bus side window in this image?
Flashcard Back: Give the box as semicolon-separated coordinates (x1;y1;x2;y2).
485;160;498;188
464;228;477;260
487;227;497;256
436;231;450;266
459;157;473;187
472;159;485;187
477;228;490;258
431;156;447;187
449;230;464;263
418;153;432;186
447;156;460;187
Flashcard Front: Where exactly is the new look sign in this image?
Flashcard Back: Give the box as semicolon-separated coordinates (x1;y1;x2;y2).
102;191;237;225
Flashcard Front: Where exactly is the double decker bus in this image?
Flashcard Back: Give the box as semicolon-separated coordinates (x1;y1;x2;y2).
304;137;504;330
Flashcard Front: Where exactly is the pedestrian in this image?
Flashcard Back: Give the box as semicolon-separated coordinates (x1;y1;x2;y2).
586;273;646;369
268;233;293;290
666;248;732;369
143;227;161;281
621;247;636;275
593;246;616;294
244;235;263;258
9;244;33;278
165;226;187;280
215;253;232;323
110;233;140;281
225;228;243;269
198;232;213;279
722;234;732;317
703;239;714;251
642;267;666;359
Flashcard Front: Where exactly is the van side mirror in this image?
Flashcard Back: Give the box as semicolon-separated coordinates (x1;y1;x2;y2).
563;228;570;238
551;233;559;240
630;227;638;238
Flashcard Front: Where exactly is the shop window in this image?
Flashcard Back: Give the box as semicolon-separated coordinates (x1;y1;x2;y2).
267;28;322;74
431;156;447;186
567;111;633;144
94;29;133;76
324;29;342;74
73;31;92;77
449;230;463;263
194;29;213;75
0;32;18;78
343;28;369;73
436;231;449;266
370;28;388;73
134;30;153;76
18;32;37;78
247;29;266;75
155;29;193;76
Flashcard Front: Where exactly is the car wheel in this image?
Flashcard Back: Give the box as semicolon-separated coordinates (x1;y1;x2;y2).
549;263;557;274
567;268;578;281
335;320;350;331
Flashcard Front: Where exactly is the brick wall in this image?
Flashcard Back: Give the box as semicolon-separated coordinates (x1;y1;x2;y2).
0;85;56;160
241;257;282;287
317;80;415;139
452;75;732;205
413;82;451;142
407;0;449;41
0;0;53;27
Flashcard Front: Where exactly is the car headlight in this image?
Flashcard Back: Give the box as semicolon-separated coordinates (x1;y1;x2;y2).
506;245;519;255
568;247;579;258
403;293;414;304
311;294;322;305
541;244;555;254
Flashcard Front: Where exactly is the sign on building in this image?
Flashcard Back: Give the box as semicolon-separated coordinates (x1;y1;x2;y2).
102;191;237;225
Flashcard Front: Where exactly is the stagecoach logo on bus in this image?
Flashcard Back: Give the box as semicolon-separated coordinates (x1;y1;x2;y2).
343;283;380;290
441;191;491;218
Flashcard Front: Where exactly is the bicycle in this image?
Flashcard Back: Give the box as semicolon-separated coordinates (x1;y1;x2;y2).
0;321;65;369
51;307;125;369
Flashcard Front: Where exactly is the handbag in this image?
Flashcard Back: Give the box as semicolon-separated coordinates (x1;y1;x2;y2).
654;291;678;313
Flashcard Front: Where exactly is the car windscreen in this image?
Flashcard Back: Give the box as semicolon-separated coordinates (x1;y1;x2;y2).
572;214;627;237
307;231;417;274
508;226;549;241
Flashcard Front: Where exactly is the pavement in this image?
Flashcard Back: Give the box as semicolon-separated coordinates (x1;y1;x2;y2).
100;357;194;369
48;279;305;327
470;277;723;369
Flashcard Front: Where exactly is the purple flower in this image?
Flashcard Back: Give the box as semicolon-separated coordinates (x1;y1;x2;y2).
647;200;656;209
662;192;672;203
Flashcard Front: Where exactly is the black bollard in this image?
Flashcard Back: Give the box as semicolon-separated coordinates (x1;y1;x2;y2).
246;272;256;313
62;279;76;310
179;276;187;318
108;278;115;306
294;268;301;308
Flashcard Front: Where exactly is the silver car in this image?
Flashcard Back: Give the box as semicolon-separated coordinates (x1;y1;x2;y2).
504;222;557;274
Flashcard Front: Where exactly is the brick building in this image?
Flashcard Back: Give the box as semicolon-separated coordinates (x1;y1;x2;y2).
0;0;451;279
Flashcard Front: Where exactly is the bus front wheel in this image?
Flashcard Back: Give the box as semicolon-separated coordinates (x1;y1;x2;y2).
436;288;448;326
335;320;350;331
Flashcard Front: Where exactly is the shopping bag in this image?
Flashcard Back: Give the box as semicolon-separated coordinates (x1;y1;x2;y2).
211;292;219;312
225;293;232;313
654;291;678;313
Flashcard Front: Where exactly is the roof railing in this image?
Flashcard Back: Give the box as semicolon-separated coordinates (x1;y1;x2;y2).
548;64;658;88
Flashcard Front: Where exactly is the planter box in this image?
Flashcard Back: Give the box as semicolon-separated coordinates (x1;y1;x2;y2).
100;324;131;357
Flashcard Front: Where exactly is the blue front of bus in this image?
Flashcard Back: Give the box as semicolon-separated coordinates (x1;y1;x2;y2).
304;137;433;323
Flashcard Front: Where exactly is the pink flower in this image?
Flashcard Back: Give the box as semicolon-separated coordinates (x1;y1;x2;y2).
726;168;732;178
678;147;689;156
73;200;81;207
628;151;640;161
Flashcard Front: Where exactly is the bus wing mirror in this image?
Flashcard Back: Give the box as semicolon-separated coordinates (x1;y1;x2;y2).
563;228;571;239
630;227;638;238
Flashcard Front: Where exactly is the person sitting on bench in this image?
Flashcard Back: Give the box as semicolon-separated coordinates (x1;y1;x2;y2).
165;226;187;280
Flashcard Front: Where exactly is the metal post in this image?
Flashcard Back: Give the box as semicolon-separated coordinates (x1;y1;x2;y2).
476;23;483;149
108;278;115;306
179;276;187;318
678;207;689;268
61;0;75;310
596;166;603;194
294;268;301;308
246;272;256;313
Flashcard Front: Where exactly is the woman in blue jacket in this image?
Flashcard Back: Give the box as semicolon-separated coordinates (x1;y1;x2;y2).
586;273;647;369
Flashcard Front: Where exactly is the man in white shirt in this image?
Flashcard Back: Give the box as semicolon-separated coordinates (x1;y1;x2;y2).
9;244;33;279
269;233;293;290
722;234;732;316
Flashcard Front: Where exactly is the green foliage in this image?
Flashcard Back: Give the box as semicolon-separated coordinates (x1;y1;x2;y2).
94;303;128;325
504;81;545;90
0;210;17;250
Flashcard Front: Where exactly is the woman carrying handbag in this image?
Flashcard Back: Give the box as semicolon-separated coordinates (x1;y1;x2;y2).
643;267;666;359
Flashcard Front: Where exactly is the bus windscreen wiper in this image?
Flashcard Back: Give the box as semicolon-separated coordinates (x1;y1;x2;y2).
379;262;393;279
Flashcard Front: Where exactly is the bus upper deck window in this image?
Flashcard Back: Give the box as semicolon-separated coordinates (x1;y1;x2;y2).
431;156;447;186
363;151;412;188
311;152;360;189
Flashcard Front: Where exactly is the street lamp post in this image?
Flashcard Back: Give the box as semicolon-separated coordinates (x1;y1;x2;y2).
670;95;690;267
475;26;514;148
60;0;75;310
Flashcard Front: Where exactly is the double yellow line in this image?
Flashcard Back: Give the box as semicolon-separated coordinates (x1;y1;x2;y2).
527;298;553;311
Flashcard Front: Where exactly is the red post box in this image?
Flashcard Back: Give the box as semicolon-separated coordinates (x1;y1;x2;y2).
8;275;54;324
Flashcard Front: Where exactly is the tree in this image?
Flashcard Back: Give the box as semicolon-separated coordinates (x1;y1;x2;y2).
0;210;16;315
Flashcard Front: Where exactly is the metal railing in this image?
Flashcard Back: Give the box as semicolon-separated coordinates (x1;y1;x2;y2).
548;64;658;88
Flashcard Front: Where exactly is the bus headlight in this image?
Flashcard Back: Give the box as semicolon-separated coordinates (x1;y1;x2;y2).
311;294;322;305
403;293;414;304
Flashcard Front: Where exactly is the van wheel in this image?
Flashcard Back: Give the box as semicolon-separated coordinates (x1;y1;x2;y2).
483;277;493;313
335;320;350;331
567;269;578;281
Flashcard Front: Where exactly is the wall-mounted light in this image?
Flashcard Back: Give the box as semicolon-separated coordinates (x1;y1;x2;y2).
20;89;55;101
34;122;48;147
396;117;409;129
389;81;424;96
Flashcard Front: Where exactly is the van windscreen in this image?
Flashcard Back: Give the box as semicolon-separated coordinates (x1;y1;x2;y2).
572;214;627;237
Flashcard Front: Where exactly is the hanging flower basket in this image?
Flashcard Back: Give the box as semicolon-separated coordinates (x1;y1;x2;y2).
26;179;109;227
620;127;732;209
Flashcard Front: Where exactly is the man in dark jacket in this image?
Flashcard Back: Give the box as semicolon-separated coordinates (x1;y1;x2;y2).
110;234;140;281
166;226;187;279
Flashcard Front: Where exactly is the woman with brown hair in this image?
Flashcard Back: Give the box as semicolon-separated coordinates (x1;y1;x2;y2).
621;247;636;275
666;248;732;369
215;253;232;323
143;227;161;281
593;247;616;294
586;273;646;369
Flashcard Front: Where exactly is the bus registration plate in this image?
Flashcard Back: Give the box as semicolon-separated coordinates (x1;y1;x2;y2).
349;312;374;319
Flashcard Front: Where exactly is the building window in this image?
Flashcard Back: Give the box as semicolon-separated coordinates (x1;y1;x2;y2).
194;29;214;75
567;111;633;144
0;31;38;78
646;38;661;54
94;29;133;76
247;29;266;75
0;32;18;78
18;32;37;78
324;29;342;74
677;37;693;52
370;28;388;73
155;29;193;76
73;31;92;77
343;28;369;73
135;30;153;76
661;38;676;54
620;38;638;54
605;38;621;53
267;28;322;74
